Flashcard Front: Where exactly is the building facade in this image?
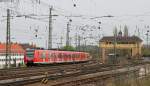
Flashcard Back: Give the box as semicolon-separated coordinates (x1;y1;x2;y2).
99;36;142;64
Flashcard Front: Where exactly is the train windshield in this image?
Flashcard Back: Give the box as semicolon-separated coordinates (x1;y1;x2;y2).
26;49;34;58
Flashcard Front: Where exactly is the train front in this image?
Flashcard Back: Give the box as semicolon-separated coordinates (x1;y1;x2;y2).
24;49;35;66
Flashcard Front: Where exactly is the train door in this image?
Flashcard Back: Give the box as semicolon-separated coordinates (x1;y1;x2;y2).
48;51;52;63
40;51;47;63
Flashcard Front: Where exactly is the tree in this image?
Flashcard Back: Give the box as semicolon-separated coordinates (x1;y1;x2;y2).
62;45;75;51
113;26;118;37
124;25;129;37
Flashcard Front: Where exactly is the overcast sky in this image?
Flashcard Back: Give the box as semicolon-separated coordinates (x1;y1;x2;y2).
0;0;150;48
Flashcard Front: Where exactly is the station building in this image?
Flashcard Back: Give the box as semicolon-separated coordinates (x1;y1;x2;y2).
99;31;143;64
0;43;25;68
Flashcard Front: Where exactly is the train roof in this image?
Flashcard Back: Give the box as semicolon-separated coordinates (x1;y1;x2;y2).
35;50;89;54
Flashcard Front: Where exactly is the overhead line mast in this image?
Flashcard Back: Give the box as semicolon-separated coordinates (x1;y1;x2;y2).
48;7;52;49
6;9;11;68
66;19;72;47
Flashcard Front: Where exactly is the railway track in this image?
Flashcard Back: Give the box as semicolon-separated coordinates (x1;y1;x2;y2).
0;60;116;86
28;61;150;86
0;60;148;86
0;60;99;80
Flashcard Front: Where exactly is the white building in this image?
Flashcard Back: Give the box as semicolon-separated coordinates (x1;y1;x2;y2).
0;43;25;69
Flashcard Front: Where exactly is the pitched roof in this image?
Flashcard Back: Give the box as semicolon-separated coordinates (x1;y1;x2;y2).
0;43;25;53
20;43;36;50
100;36;142;42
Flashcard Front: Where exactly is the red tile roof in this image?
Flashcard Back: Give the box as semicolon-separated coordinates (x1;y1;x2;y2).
0;43;25;53
20;43;37;50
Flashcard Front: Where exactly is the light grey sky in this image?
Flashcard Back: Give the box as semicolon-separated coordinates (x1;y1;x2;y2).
0;0;150;48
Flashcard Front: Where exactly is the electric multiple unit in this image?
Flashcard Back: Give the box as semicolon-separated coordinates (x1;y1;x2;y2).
24;49;91;66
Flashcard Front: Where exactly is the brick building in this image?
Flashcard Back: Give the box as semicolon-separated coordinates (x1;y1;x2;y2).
99;36;142;63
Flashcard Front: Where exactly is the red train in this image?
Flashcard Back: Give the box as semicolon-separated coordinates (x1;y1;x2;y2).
24;49;92;66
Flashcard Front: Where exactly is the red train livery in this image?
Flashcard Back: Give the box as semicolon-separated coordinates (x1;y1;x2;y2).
24;49;91;66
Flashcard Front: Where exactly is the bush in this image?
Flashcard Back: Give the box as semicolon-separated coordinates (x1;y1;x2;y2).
62;46;75;51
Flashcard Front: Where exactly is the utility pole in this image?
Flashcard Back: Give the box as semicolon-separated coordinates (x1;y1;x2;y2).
146;30;149;48
84;38;87;52
48;7;53;49
75;33;78;50
60;36;63;48
114;30;117;64
47;7;58;49
6;9;11;68
70;37;72;46
66;22;69;46
78;35;81;51
66;19;72;46
137;27;140;58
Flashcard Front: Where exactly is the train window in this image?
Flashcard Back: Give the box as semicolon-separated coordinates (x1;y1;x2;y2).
63;54;66;58
60;53;62;58
41;52;46;59
51;53;54;58
72;54;74;58
78;54;80;58
54;54;57;58
27;52;34;58
74;54;76;58
76;54;78;58
48;53;51;58
62;53;64;58
66;54;68;58
26;49;34;58
69;54;72;58
58;53;61;58
67;54;70;58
